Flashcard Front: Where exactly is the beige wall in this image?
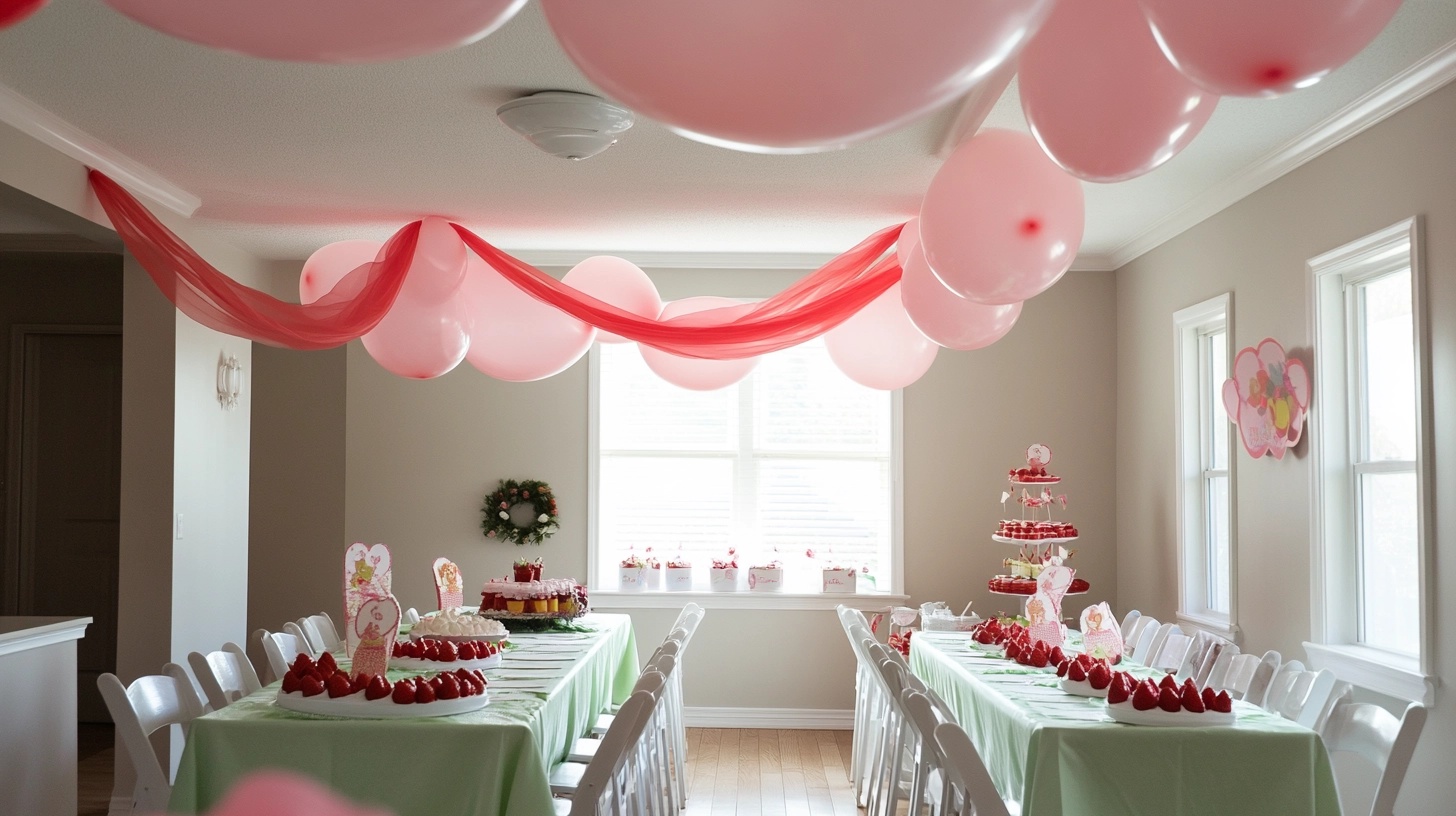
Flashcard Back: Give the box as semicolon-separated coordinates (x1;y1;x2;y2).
1116;80;1456;813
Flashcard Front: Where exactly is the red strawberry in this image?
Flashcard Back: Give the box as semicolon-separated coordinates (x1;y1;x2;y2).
1076;652;1094;667
290;654;315;675
1029;648;1049;669
1158;674;1178;692
1131;680;1159;711
1107;677;1131;704
1110;653;1121;665
316;652;338;675
458;642;476;660
423;642;440;661
415;681;437;704
1048;646;1066;665
1088;664;1112;690
307;668;325;684
299;676;325;697
1202;687;1218;708
1182;678;1199;696
407;640;425;658
1006;640;1022;659
326;673;352;698
1211;691;1233;714
350;672;370;694
1056;659;1070;677
439;641;458;662
281;670;303;694
976;630;994;644
437;674;461;700
1158;687;1181;712
365;675;391;701
1068;661;1088;682
391;679;415;704
1182;685;1206;713
428;675;444;690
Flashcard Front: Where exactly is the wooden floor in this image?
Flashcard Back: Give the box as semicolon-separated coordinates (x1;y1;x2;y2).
75;726;858;815
683;728;859;815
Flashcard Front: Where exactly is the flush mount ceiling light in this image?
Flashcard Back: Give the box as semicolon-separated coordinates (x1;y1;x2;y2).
496;91;634;160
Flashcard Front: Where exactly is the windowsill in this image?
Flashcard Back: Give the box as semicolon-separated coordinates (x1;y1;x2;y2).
589;590;909;611
1303;641;1438;706
1176;612;1241;644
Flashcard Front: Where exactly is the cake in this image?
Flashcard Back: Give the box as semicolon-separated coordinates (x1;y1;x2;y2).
479;577;588;615
1008;442;1060;484
989;444;1090;602
988;575;1090;595
410;607;509;639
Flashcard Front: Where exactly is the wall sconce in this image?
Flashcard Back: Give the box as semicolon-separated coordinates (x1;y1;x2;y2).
217;354;243;410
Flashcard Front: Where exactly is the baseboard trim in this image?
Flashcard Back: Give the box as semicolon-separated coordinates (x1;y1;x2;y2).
684;706;853;730
107;795;133;816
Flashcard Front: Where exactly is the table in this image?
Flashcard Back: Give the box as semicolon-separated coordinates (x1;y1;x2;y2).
170;613;638;816
909;631;1341;816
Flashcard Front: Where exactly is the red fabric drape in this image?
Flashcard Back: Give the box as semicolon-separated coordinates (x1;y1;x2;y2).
89;170;904;359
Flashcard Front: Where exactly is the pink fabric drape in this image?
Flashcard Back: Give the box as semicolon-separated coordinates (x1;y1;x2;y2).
89;169;904;360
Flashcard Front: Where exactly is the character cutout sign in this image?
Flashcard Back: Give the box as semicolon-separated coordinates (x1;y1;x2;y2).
343;543;393;657
1026;564;1074;648
433;557;464;610
351;595;401;680
1079;602;1125;663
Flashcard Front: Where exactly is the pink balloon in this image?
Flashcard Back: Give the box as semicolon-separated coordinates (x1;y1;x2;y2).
640;297;759;391
359;293;469;380
561;256;662;344
1137;0;1403;97
459;254;595;382
541;0;1054;153
896;218;920;272
900;247;1022;351
824;283;938;390
0;0;47;29
401;216;468;306
1020;0;1218;182
299;240;382;305
102;0;525;63
919;129;1084;306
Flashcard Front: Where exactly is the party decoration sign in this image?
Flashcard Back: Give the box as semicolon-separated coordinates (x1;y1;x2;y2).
433;558;464;610
351;596;401;680
1080;602;1125;662
1026;564;1074;647
1222;338;1310;460
343;543;393;656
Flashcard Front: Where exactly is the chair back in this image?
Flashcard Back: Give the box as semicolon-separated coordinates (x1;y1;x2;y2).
283;621;317;656
1118;609;1142;641
187;642;262;710
1196;640;1239;687
299;613;343;653
933;721;1012;816
1126;616;1160;659
260;630;310;681
569;689;659;816
1146;625;1195;674
1260;659;1306;712
1323;699;1427;816
97;666;205;811
1231;650;1282;704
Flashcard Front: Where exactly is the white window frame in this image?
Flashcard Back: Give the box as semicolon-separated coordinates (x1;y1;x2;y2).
1306;217;1437;705
1173;294;1239;641
585;341;907;612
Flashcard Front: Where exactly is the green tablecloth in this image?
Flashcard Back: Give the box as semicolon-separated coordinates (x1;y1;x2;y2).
909;631;1341;816
169;613;638;816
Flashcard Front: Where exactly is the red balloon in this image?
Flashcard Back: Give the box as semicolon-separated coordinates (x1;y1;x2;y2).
1021;0;1218;182
541;0;1054;153
919;129;1084;306
0;0;46;29
1137;0;1403;97
103;0;525;63
900;247;1022;351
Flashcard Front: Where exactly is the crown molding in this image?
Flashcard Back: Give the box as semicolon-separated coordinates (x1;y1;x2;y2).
0;233;120;254
1107;37;1456;270
0;83;201;217
512;247;1115;272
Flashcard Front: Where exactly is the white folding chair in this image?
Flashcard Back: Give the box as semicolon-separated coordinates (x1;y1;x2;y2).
844;620;888;807
297;612;343;653
1260;659;1307;713
864;648;913;816
186;642;262;710
552;689;659;816
1322;697;1427;816
403;607;421;625
97;665;205;812
551;671;668;806
1125;616;1160;660
1118;609;1142;641
259;629;311;681
1239;650;1283;705
248;628;276;685
1195;640;1239;687
934;721;1014;816
1146;625;1196;675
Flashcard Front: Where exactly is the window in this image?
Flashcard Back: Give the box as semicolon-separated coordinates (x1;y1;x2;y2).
1174;294;1237;639
589;335;901;598
1307;217;1435;705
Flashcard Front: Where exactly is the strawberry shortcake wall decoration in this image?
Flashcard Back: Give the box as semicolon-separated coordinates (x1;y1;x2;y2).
1222;338;1310;460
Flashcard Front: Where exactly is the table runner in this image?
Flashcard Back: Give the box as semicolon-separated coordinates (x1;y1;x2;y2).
170;613;637;816
909;631;1341;816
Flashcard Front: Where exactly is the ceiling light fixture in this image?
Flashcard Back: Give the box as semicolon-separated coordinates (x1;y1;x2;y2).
496;91;634;160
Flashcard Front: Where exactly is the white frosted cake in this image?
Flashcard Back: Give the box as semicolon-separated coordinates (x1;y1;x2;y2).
410;608;508;640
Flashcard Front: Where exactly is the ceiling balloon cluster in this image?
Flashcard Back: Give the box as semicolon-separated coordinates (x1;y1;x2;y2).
5;0;1406;390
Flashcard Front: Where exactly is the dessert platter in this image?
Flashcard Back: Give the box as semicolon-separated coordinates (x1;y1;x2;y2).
477;564;590;621
987;445;1090;606
408;607;510;643
275;652;489;719
1105;673;1236;727
391;637;503;671
1056;653;1116;697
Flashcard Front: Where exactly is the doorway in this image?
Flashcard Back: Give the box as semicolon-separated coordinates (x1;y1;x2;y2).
4;326;122;722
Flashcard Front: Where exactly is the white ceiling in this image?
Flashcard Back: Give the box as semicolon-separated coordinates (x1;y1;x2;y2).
0;1;1454;264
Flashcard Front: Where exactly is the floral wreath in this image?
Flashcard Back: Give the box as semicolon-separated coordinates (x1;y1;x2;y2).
481;479;559;545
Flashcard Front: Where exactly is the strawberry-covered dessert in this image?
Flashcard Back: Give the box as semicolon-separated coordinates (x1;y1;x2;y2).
994;520;1079;541
276;653;489;718
1003;633;1065;670
1009;443;1059;484
391;637;503;671
1104;672;1235;726
969;617;1027;649
987;576;1091;595
410;607;509;641
1055;653;1118;696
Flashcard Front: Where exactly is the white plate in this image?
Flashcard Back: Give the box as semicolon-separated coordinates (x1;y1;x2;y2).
407;632;508;644
276;688;488;719
991;534;1080;546
1106;702;1236;727
1058;678;1109;698
390;651;501;672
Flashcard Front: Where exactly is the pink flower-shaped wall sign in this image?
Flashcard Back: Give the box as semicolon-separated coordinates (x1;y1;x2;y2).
1222;338;1310;460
